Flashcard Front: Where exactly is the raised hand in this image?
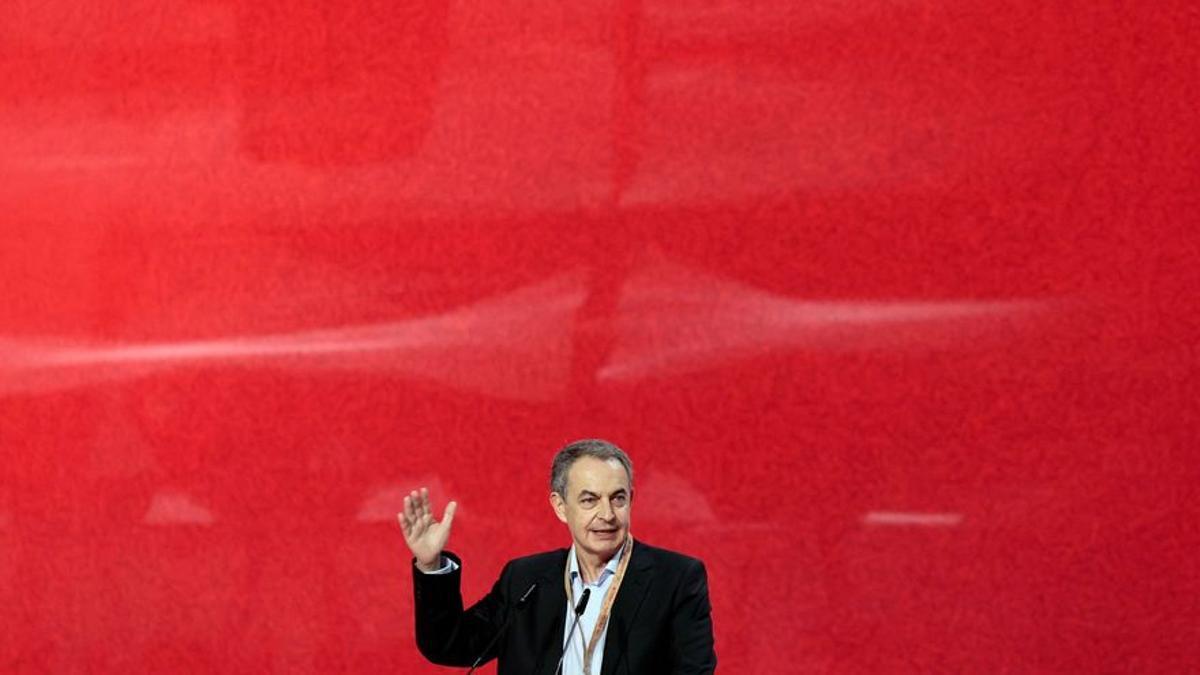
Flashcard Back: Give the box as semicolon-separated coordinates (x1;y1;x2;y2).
398;487;458;572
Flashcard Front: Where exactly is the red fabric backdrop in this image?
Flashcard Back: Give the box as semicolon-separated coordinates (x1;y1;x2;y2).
1;1;1198;672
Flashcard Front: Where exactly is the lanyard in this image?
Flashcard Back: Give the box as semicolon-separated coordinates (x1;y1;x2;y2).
562;535;633;673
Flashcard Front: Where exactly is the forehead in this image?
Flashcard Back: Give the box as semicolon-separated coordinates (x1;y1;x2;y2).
565;456;630;493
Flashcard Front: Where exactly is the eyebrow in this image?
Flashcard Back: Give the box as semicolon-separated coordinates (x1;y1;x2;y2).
578;489;628;498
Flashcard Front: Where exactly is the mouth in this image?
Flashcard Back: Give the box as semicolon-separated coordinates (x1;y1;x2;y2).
590;528;619;537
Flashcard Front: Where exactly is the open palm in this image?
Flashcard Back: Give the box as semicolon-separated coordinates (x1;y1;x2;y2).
398;488;457;570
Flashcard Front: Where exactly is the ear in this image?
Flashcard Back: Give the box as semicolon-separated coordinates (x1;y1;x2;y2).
549;492;568;523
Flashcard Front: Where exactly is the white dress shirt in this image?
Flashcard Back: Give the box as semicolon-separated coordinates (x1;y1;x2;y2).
560;544;625;675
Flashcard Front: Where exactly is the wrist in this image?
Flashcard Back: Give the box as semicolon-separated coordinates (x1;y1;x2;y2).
416;556;443;573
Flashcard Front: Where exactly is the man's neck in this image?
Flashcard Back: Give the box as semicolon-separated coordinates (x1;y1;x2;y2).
575;539;625;584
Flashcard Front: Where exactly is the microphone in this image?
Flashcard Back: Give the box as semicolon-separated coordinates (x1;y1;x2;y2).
465;582;538;674
553;588;592;675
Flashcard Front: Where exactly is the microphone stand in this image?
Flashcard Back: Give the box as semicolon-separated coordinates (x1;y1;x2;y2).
553;588;591;675
465;583;538;674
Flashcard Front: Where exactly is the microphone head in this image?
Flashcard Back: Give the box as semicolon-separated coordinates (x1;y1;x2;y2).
575;588;592;615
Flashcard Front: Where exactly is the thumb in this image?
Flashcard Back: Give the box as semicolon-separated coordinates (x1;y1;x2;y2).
441;501;458;529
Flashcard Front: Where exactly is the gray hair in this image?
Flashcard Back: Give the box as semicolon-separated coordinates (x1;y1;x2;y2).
550;438;634;496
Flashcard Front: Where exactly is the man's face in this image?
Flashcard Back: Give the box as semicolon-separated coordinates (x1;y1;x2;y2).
551;456;632;562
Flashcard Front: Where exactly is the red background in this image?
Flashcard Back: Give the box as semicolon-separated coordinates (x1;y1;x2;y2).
2;1;1199;672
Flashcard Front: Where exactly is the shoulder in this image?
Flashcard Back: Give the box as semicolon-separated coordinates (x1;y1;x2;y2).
631;540;707;575
507;547;569;569
500;547;569;583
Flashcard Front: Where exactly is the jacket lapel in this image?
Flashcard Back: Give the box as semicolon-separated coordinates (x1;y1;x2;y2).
599;540;655;675
532;549;569;675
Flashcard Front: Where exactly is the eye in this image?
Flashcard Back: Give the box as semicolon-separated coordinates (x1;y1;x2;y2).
612;495;627;505
580;497;597;506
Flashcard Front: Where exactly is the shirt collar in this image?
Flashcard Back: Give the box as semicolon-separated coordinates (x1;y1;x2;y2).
568;539;626;585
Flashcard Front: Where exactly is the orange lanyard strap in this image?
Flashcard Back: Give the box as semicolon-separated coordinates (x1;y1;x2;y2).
562;535;633;673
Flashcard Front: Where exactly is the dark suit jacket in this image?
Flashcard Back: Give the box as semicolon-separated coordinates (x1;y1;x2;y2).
412;540;717;674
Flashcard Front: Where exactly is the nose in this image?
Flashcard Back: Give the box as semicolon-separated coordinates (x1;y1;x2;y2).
598;499;615;522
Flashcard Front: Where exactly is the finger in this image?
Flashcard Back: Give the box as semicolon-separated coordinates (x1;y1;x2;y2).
419;487;432;518
407;496;429;534
406;491;419;521
400;502;419;537
412;489;425;519
404;494;420;527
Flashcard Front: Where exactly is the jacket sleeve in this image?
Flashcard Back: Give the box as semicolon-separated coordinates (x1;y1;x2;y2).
412;551;513;667
670;558;718;674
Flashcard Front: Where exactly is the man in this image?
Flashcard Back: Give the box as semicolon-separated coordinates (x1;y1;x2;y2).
398;439;717;674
